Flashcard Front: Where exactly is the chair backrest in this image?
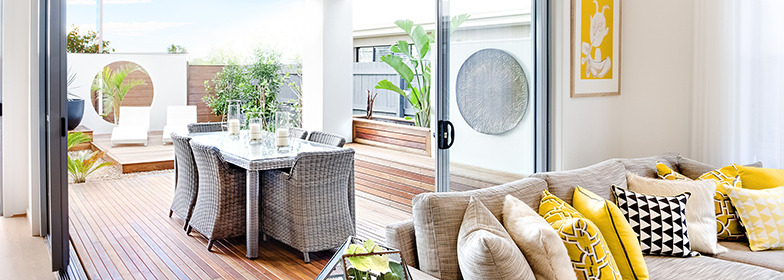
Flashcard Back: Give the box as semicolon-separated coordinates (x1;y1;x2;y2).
171;133;198;186
307;131;346;147
189;141;231;192
118;106;151;130
167;106;197;126
289;127;308;140
289;149;354;187
187;122;226;134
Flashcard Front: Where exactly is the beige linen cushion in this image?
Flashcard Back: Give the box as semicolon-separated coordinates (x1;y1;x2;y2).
457;197;535;280
626;172;727;255
502;195;576;280
619;152;681;179
676;156;763;180
412;178;547;279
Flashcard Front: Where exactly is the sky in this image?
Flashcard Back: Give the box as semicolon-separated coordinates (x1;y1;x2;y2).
67;0;529;61
67;0;306;61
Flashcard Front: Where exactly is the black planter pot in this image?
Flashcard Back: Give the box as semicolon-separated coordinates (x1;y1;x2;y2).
67;99;85;131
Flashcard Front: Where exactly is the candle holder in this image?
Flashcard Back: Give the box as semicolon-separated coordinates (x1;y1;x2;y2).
249;117;263;144
226;101;242;139
275;111;292;152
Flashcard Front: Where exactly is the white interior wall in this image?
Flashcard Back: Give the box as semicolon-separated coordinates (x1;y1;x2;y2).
552;0;695;170
618;0;694;159
303;0;353;140
67;54;189;134
2;0;32;217
28;0;41;235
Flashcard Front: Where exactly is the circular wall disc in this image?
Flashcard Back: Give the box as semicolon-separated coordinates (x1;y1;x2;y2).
456;49;529;135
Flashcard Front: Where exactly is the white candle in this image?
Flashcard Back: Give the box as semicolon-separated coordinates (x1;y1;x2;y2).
276;129;289;147
249;123;261;140
228;119;240;134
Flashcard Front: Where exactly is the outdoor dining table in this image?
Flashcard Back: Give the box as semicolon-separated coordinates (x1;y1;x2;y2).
188;130;345;259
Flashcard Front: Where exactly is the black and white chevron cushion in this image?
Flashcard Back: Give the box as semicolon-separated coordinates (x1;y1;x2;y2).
611;185;698;257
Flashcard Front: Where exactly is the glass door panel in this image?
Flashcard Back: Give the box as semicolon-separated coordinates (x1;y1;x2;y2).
438;0;535;191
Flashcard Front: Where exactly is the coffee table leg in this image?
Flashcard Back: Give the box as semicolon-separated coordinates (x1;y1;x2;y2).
246;170;259;259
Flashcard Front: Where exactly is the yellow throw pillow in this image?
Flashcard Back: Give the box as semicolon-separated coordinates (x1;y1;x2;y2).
573;187;649;280
539;189;584;224
656;162;690;181
735;165;784;190
539;190;623;280
724;186;784;251
695;164;746;240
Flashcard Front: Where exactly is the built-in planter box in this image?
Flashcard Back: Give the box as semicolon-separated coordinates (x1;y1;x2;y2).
352;116;431;157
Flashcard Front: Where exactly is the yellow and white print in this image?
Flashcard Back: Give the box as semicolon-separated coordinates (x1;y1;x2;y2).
572;0;621;96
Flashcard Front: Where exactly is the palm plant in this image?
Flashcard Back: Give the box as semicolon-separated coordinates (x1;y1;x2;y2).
91;63;147;124
375;15;469;127
67;68;81;101
68;132;91;149
67;150;113;183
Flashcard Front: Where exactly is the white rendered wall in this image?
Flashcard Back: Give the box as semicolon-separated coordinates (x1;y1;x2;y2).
303;0;353;140
448;39;534;175
28;0;41;235
2;0;32;217
67;53;189;134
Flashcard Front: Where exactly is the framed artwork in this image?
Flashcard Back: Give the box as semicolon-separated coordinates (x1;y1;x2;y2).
571;0;621;98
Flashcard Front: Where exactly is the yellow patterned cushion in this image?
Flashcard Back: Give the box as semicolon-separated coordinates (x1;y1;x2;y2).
573;187;649;280
735;165;784;190
540;190;622;280
657;162;745;240
724;186;784;251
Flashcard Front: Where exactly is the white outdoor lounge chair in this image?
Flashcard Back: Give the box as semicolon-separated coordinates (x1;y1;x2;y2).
111;106;151;147
162;105;197;144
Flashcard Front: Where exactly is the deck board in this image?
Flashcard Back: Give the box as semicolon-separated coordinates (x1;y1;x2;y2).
91;131;175;174
69;174;412;279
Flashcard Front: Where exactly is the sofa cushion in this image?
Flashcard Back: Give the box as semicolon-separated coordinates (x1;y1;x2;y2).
385;219;418;269
502;195;575;280
735;165;784;190
457;197;535;280
677;156;763;180
412;178;548;280
530;159;626;205
619;152;680;179
725;186;784;251
713;240;784;272
643;255;781;279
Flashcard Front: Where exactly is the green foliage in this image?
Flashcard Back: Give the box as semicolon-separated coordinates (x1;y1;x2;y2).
90;63;147;124
67;68;81;101
344;239;405;280
67;150;113;184
190;46;242;65
283;58;303;127
166;44;188;54
203;46;284;131
375;15;469;127
67;25;114;54
68;132;91;149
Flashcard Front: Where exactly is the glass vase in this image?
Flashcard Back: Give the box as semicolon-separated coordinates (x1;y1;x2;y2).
249;117;263;142
275;111;291;150
226;100;242;138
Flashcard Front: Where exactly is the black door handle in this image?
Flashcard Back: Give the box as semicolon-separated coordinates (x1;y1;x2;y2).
438;120;455;149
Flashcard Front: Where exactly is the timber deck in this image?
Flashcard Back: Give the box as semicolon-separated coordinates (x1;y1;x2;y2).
69;174;412;280
91;132;175;174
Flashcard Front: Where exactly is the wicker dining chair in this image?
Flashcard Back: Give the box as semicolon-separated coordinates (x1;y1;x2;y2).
187;142;247;251
261;148;356;263
169;133;199;231
307;131;346;148
187;122;226;134
289;127;308;140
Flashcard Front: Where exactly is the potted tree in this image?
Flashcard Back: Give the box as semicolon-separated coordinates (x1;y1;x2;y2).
67;69;84;131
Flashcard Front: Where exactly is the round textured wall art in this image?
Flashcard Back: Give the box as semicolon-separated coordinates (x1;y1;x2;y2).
456;49;529;135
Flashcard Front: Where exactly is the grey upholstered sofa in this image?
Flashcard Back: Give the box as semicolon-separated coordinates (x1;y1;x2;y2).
385;153;783;279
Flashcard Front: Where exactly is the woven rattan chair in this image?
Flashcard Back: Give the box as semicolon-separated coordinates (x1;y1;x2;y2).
307;131;346;148
261;148;356;263
289;127;308;140
169;133;199;230
187;122;226;134
188;142;247;251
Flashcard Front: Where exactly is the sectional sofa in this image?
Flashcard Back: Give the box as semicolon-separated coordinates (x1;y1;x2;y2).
385;153;783;279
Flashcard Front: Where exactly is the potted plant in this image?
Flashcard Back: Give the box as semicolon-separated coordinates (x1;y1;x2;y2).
67;69;84;130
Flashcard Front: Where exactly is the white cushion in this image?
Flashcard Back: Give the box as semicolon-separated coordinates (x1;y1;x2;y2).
626;172;727;255
111;126;148;145
502;195;575;280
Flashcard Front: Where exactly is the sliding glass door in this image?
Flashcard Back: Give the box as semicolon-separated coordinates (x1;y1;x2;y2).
435;0;548;191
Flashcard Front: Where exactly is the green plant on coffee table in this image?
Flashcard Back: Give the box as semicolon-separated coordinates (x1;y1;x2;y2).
67;132;113;183
344;239;407;280
374;14;469;127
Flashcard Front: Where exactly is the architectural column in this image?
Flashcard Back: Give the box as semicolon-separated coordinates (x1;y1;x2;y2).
302;0;353;141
